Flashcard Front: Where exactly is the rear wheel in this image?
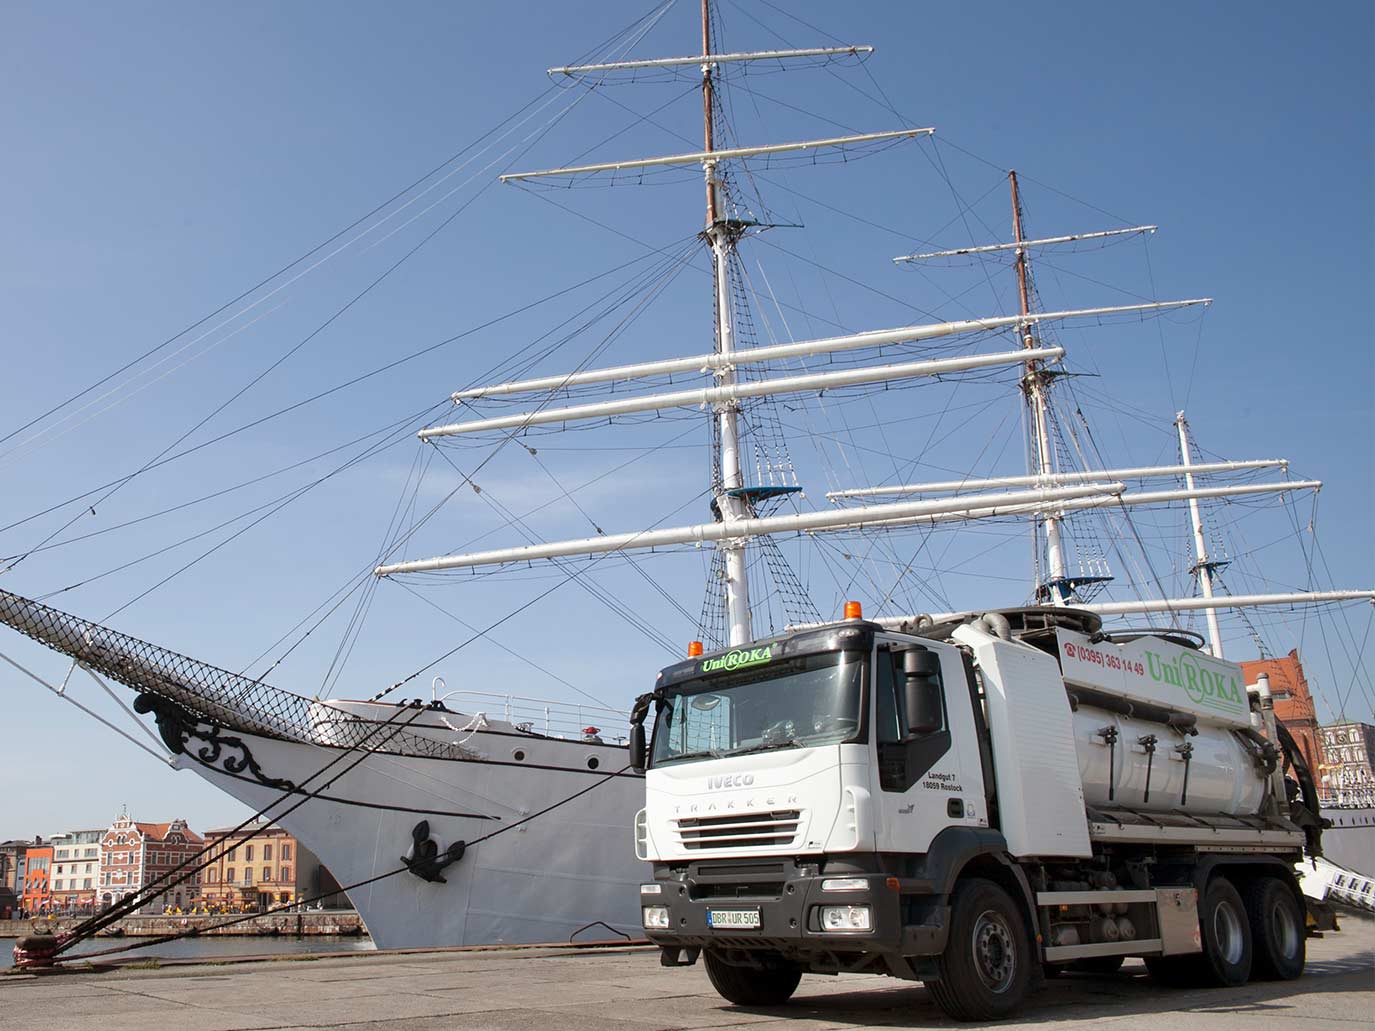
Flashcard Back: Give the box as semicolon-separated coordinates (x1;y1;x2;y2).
1198;876;1253;986
1146;877;1252;988
702;950;801;1006
1243;876;1305;981
928;878;1031;1021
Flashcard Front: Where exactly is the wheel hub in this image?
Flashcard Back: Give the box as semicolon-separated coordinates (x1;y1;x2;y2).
1271;899;1299;959
972;909;1016;992
1213;899;1244;965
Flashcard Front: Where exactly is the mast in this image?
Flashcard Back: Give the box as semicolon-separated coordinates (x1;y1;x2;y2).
1011;170;1069;604
1176;411;1225;656
701;0;752;646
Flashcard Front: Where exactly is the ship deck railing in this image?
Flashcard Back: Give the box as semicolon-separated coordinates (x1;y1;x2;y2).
434;690;628;743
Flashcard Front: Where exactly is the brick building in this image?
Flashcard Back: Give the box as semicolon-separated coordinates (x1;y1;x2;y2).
0;838;35;897
1318;721;1375;808
0;839;39;918
1241;650;1326;774
99;812;204;912
49;829;104;913
21;844;53;914
198;822;343;912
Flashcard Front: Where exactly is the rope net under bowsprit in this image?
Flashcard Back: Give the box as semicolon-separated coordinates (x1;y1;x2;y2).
0;588;464;759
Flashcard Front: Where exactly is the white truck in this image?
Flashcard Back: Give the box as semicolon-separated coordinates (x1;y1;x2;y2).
626;606;1326;1021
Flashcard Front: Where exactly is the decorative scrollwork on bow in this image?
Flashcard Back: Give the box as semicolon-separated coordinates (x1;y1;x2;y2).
134;693;298;792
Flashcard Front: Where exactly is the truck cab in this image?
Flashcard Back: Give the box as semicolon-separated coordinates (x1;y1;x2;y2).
629;607;1321;1021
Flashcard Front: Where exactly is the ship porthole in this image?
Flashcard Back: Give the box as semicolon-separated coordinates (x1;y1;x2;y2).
587;756;600;770
512;749;526;762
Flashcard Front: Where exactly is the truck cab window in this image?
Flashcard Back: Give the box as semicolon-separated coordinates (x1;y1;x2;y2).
877;646;950;792
875;649;903;744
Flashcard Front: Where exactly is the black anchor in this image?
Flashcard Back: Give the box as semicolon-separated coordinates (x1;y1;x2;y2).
400;820;466;883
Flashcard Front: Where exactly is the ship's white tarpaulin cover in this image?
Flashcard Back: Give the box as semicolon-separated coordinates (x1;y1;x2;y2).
1056;629;1251;729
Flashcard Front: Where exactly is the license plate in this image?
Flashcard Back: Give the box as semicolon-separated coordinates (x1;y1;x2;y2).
707;908;761;929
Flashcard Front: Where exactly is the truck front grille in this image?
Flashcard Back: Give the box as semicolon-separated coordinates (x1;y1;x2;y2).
690;881;785;900
674;810;802;850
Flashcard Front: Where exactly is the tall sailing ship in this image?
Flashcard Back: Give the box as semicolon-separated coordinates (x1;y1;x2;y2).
2;1;1371;948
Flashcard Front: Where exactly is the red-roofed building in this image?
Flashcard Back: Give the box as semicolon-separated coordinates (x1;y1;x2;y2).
1242;649;1326;777
99;810;204;913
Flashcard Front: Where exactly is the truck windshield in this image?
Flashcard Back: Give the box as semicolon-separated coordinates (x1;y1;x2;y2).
651;650;864;768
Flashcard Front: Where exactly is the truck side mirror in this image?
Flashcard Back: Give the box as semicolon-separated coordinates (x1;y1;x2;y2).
903;649;943;737
629;722;647;773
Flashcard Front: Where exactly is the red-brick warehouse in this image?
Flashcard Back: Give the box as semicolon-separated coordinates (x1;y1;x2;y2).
1242;650;1327;775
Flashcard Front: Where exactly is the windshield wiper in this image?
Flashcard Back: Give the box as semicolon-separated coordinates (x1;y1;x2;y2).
665;748;722;762
726;738;804;757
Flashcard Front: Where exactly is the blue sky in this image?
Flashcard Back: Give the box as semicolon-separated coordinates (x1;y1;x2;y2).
1;0;1371;840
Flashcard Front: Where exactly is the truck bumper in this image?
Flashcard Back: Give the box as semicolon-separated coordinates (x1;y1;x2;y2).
642;858;950;970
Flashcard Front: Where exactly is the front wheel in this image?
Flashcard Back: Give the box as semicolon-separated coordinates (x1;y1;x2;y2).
703;950;801;1006
928;877;1032;1022
1243;876;1305;981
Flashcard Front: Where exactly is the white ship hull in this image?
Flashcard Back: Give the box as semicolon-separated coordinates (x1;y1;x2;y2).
172;711;646;950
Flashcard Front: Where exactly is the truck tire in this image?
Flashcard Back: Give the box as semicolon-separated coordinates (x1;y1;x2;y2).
1146;876;1251;988
928;878;1031;1022
703;950;801;1006
1242;876;1305;981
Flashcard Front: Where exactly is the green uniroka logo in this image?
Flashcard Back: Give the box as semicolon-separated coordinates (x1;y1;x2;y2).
1144;649;1244;711
700;645;774;674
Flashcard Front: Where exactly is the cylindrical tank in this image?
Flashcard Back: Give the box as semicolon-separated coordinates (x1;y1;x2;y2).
1071;705;1266;816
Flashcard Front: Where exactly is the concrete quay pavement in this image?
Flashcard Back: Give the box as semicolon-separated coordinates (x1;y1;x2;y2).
2;917;1371;1031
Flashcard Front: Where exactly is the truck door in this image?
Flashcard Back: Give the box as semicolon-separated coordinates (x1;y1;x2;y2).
871;640;987;854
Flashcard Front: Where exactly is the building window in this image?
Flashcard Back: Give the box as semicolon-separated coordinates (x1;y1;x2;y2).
262;867;271;883
228;847;236;861
83;878;92;890
243;870;252;886
282;844;291;861
281;866;291;883
227;868;235;883
264;845;272;861
245;845;254;862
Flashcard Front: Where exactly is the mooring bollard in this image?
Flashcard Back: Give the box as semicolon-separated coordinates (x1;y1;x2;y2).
13;933;61;970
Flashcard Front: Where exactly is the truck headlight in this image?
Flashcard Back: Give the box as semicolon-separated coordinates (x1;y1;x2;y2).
640;883;663;895
821;877;868;892
820;905;872;931
642;906;670;929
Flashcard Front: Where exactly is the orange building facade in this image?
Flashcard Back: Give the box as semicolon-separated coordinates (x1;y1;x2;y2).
21;845;53;914
197;823;339;912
